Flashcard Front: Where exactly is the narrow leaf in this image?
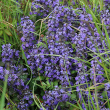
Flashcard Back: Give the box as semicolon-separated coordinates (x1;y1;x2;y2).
4;29;12;36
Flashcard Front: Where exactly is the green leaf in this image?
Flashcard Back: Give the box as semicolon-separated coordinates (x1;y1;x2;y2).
42;82;46;86
70;94;76;99
31;102;35;106
46;80;50;85
36;76;45;81
46;80;51;89
68;93;76;100
71;44;76;48
37;67;41;71
65;41;70;44
36;42;47;48
59;0;63;5
40;90;44;96
50;82;53;88
53;81;58;86
4;29;12;36
69;105;78;110
42;82;46;89
101;90;107;99
43;36;47;42
71;70;76;74
46;77;49;80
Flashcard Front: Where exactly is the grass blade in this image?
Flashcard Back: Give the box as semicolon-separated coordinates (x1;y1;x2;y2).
0;74;8;110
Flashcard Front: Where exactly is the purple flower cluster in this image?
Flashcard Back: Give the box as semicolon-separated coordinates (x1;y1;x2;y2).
20;16;37;74
71;7;107;108
0;43;33;109
2;44;19;63
2;0;110;110
103;0;110;9
34;2;79;109
101;9;110;35
30;0;59;18
17;85;33;110
20;16;50;77
31;37;50;75
28;2;109;109
29;1;79;86
40;85;74;110
86;28;105;84
20;16;36;55
71;8;91;102
20;1;78;109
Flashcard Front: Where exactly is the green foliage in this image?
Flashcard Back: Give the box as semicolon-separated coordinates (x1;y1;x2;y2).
36;42;47;48
0;74;8;110
1;0;110;110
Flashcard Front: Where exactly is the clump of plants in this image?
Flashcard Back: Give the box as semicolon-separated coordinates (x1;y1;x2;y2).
0;0;110;110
